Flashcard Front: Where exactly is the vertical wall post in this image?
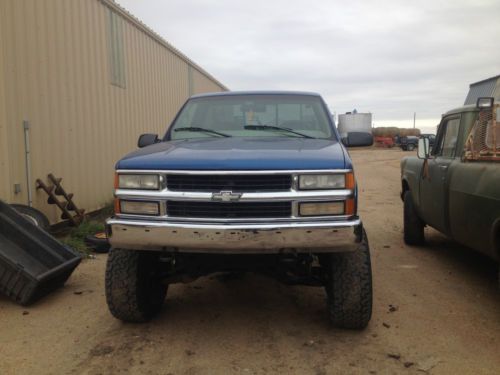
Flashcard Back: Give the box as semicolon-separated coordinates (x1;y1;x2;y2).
23;120;33;207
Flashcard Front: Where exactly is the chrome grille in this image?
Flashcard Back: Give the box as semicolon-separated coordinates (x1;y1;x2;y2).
166;174;292;192
167;201;292;219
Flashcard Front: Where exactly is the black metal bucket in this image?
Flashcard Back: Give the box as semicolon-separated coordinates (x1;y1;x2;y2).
0;200;81;305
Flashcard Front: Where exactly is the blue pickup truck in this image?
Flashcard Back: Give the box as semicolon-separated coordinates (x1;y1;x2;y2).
105;91;373;329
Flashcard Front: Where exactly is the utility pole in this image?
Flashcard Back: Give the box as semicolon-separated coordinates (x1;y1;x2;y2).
413;112;416;129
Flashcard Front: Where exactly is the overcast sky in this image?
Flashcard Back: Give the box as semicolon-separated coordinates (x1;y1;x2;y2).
118;0;499;131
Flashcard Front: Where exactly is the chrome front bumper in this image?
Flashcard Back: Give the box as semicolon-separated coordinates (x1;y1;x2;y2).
106;218;363;254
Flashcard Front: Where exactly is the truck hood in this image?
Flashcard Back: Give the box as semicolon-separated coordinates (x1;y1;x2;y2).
116;137;349;170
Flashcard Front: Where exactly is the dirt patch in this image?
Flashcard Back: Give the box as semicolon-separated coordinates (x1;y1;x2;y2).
0;148;499;375
89;344;115;357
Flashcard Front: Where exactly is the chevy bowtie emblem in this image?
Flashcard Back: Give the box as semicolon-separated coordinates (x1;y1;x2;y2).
211;190;242;202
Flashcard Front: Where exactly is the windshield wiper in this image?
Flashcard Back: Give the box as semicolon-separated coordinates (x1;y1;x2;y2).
173;127;231;138
244;125;314;139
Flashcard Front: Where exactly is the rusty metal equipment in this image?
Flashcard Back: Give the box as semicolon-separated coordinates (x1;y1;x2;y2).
36;174;85;226
464;104;500;161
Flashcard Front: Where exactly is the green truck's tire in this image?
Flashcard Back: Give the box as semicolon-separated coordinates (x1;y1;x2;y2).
105;248;167;322
324;228;373;329
403;191;425;245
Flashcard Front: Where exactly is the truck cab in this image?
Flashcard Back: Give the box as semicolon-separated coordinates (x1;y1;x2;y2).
105;91;373;329
401;99;500;282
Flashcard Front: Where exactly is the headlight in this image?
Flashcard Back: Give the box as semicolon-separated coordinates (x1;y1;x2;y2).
119;200;160;215
299;201;344;216
118;174;160;190
299;174;345;190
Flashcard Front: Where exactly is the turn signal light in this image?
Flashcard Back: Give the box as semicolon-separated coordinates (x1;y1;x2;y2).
345;172;355;190
345;198;355;216
114;198;120;214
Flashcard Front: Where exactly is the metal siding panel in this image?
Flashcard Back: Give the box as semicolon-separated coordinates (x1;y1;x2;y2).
100;1;117;205
98;0;227;91
78;0;98;212
87;0;107;206
4;0;29;207
0;2;11;201
494;79;500;102
33;0;52;213
192;67;226;94
464;79;497;105
1;0;226;223
35;0;61;221
67;0;82;213
22;0;41;209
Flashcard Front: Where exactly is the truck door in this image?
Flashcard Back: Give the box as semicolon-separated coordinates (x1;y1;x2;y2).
419;115;461;234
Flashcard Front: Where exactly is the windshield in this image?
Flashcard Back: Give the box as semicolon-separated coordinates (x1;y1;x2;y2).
168;94;334;140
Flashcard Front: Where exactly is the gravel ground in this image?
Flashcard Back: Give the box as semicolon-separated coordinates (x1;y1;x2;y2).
1;148;499;375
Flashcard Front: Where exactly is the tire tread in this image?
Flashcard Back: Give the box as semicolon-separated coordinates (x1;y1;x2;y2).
105;248;166;322
403;191;425;245
326;229;373;329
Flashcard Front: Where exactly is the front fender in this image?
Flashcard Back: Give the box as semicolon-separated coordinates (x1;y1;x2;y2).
400;156;424;206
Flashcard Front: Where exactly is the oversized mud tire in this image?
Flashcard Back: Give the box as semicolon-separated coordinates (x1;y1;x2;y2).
403;191;425;245
323;228;372;329
105;248;167;322
407;143;415;151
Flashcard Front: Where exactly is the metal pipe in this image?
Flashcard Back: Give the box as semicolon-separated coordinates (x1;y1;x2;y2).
23;120;33;207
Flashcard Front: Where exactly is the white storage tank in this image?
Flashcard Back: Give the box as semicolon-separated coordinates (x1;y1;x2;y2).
337;112;372;138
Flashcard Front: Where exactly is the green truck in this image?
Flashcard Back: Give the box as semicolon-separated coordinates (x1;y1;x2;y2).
400;98;500;283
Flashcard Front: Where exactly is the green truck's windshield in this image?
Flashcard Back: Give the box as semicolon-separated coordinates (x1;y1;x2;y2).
169;94;334;140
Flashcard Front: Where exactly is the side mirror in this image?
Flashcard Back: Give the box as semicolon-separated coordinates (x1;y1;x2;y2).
417;137;430;159
137;133;159;148
476;97;494;109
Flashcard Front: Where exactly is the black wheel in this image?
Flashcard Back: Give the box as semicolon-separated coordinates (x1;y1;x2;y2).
403;191;425;245
11;204;50;231
401;145;407;151
105;248;167;322
407;143;415;151
84;232;111;253
322;228;372;329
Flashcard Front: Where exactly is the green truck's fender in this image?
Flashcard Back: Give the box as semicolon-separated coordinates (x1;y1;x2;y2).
400;156;424;218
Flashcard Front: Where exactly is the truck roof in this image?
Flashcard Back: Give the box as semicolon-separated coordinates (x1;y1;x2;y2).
442;98;499;117
443;104;479;117
190;90;322;99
